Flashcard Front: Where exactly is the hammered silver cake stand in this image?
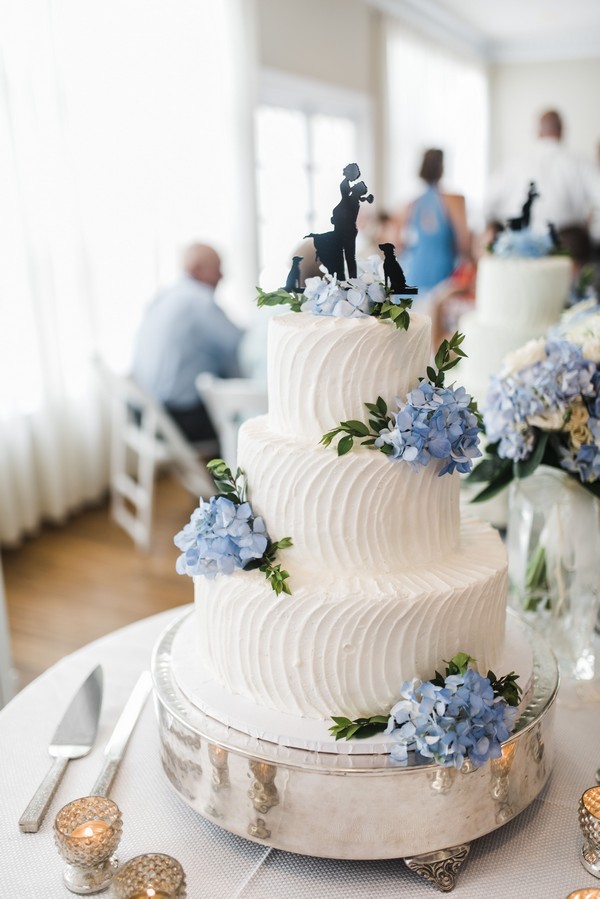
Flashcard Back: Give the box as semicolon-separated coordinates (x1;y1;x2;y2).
151;609;558;893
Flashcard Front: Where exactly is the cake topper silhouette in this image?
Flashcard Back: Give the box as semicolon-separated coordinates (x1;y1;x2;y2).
305;162;374;279
507;181;539;231
378;243;418;295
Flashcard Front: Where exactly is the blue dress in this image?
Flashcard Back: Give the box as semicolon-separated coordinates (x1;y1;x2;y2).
400;187;456;293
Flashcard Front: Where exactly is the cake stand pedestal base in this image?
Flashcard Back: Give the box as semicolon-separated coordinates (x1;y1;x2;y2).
151;610;558;892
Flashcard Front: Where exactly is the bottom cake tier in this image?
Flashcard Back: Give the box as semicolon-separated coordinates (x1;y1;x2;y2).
151;608;558;865
194;518;507;720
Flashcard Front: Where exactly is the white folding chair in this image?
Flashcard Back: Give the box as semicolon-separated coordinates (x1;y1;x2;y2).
94;358;216;551
195;374;268;470
0;552;17;707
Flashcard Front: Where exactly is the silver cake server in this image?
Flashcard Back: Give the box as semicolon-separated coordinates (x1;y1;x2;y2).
19;664;104;833
90;670;152;798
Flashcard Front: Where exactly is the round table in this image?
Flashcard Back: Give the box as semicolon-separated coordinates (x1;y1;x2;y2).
2;606;600;897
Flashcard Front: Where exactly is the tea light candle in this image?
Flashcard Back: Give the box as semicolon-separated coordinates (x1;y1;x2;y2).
113;853;185;899
70;819;111;840
54;796;122;894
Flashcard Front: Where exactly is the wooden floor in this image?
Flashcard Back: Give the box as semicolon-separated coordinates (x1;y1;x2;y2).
3;474;197;691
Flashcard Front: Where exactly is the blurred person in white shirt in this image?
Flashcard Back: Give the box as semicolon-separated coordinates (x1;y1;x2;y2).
485;110;600;246
132;243;242;442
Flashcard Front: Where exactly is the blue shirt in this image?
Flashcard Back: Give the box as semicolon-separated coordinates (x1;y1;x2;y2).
132;275;242;409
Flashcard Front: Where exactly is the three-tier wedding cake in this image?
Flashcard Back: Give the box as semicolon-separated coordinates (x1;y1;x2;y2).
173;166;524;763
191;309;508;722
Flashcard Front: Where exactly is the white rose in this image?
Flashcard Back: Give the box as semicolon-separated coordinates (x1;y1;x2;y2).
501;338;547;377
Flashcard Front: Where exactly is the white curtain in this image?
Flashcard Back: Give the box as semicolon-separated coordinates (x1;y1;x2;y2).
0;0;256;545
384;20;489;230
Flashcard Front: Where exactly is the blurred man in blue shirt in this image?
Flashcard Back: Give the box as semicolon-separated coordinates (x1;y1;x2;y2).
132;243;242;442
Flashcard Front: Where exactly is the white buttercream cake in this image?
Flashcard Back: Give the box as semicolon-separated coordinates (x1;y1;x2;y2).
457;254;571;404
193;311;509;721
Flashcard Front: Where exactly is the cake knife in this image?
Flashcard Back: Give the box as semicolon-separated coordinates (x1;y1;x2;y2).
19;664;104;833
90;671;152;798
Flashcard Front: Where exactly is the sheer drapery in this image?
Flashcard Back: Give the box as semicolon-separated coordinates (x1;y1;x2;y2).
0;0;255;545
384;20;488;230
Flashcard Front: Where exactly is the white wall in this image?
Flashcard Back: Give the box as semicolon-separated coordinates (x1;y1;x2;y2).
256;0;376;94
490;57;600;170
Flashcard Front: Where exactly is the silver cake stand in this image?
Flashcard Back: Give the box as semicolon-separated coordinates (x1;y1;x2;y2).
151;609;558;892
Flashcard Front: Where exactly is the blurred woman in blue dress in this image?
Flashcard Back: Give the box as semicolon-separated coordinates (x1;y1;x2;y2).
398;149;470;300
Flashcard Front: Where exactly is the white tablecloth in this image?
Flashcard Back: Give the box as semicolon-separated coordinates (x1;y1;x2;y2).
2;605;600;898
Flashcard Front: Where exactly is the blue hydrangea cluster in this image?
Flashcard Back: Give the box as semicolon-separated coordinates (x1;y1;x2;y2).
375;381;481;476
493;228;553;258
485;339;597;467
385;668;518;769
174;496;268;579
301;257;386;319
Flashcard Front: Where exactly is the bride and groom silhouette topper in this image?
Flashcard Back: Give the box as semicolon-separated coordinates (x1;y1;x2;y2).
284;163;418;296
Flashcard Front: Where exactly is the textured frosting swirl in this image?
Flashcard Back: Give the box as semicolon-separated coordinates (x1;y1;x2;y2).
195;518;507;719
267;312;432;440
238;416;460;573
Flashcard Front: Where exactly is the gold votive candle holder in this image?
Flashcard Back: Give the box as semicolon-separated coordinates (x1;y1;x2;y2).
578;786;600;878
566;890;600;898
54;796;122;894
113;853;186;899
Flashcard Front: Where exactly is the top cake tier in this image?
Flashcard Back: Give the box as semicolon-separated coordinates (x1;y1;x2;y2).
475;255;571;330
267;312;432;441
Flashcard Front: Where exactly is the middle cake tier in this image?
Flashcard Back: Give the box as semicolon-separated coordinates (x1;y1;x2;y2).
238;415;461;574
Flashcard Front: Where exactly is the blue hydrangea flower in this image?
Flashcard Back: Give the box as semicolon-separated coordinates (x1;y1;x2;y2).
385;669;518;769
301;275;346;316
174;495;268;579
375;381;482;476
493;228;553;258
301;260;386;319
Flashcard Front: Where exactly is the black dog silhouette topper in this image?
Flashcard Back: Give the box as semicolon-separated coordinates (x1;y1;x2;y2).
378;243;418;295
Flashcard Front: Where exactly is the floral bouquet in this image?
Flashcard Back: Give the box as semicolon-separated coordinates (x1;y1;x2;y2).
467;306;600;503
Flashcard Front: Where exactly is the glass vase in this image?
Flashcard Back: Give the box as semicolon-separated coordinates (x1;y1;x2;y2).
506;466;600;681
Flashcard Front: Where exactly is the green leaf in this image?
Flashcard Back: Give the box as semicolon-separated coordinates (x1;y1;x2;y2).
465;454;511;484
445;652;476;675
328;714;389;741
330;717;352;728
341;420;372;437
256;287;302;312
320;428;341;447
470;475;512;504
273;536;293;550
337;434;354;456
376;397;388;416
